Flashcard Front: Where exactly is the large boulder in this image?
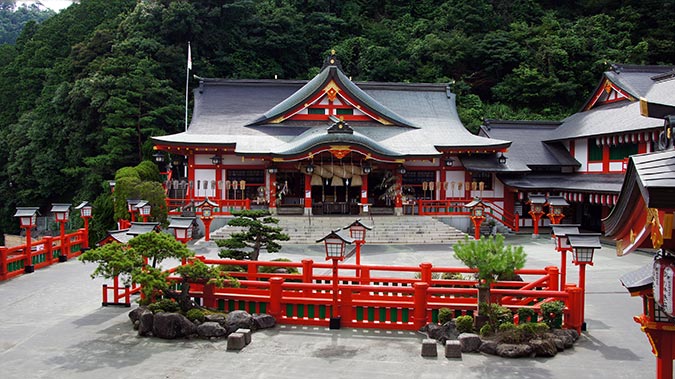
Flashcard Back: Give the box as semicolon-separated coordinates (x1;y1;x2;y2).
205;313;226;325
128;307;148;324
152;312;197;339
197;322;228;338
225;310;253;333
425;321;460;344
138;310;154;337
252;313;276;330
458;333;482;353
479;340;499;355
496;343;533;358
529;339;557;357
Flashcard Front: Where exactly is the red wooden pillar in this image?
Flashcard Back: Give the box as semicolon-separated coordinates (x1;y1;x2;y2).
419;262;433;285
341;288;353;327
440;169;447;200
43;236;53;264
203;283;216;309
23;226;34;273
269;277;284;320
413;282;429;329
545;266;559;291
360;174;368;205
394;173;403;215
0;246;7;280
304;174;312;215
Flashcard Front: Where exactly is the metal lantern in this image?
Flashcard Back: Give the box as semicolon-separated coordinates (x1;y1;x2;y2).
306;164;315;174
498;153;508;165
50;203;71;222
551;224;580;251
153;152;165;163
168;216;196;241
567;233;602;265
135;200;152;217
268;167;278;174
397;165;407;175
317;229;354;261
75;201;93;218
345;219;373;243
362;163;372;174
14;207;39;227
210;155;222;165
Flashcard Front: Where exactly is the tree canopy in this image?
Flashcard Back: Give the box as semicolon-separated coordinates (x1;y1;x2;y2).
0;0;673;231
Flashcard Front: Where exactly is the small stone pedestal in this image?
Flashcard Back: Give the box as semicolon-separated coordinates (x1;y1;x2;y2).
421;339;437;357
445;340;462;358
227;332;246;350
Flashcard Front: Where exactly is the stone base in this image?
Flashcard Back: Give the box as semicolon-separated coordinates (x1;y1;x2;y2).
227;332;246;350
236;328;252;345
24;265;35;273
421;339;437;357
444;340;462;358
58;255;68;262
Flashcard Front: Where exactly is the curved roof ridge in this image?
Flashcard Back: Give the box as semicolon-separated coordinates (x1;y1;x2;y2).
271;127;405;158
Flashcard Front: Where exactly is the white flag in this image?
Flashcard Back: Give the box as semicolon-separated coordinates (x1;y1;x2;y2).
187;42;192;70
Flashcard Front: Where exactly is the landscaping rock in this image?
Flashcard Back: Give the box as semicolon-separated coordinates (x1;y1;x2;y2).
197;322;228;338
529;339;557;357
552;337;565;351
152;312;196;339
551;330;575;348
432;321;461;345
128;306;147;324
496;343;533;358
252;313;276;330
205;313;226;324
226;310;253;333
478;340;499;355
138;309;154;337
458;333;482;353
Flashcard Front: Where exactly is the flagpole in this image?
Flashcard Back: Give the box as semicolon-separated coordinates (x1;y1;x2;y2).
185;41;191;132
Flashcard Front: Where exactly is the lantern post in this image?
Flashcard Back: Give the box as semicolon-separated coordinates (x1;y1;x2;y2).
75;201;93;249
317;229;354;329
466;197;487;240
126;199;140;222
14;207;39;273
546;195;569;225
344;219;372;268
50;203;71;262
551;224;580;289
567;233;602;331
135;200;152;223
168;216;196;264
196;197;218;241
528;193;547;238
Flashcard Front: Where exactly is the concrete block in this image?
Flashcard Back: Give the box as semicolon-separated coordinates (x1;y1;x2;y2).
421;339;437;357
445;340;462;358
227;332;246;350
236;328;252;345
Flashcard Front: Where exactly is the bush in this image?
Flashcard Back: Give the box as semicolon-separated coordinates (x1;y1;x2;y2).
442;272;465;280
480;323;493;337
540;300;565;329
258;258;300;274
455;315;474;333
148;298;179;313
479;303;513;330
520;322;550;339
186;308;205;323
438;308;453;324
498;322;516;332
517;307;537;324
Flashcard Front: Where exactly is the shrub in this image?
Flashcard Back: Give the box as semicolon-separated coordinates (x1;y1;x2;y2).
479;303;513;330
442;272;465;280
452;234;527;285
455;315;474;333
520;322;550;339
258;258;300;274
540;300;565;329
498;322;516;332
186;308;205;323
438;308;453;324
480;323;493;337
148;298;179;313
517;307;537;324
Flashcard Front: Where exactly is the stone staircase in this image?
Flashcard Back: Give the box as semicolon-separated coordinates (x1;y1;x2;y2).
211;215;467;244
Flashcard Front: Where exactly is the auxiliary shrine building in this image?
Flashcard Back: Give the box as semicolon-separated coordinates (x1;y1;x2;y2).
152;55;675;233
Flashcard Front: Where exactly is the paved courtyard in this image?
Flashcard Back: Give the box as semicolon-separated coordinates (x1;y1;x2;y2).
0;234;658;378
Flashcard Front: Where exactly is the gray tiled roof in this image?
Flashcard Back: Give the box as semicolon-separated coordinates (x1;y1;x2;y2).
152;68;510;157
480;120;579;170
548;64;675;142
499;173;625;193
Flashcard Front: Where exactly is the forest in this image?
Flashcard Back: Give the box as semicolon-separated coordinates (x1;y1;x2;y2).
0;0;673;236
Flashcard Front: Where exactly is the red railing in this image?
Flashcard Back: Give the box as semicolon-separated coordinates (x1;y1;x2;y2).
145;257;584;333
0;229;87;281
417;199;519;232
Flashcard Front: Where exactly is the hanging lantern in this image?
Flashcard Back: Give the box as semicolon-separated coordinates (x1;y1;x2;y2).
422;181;428;191
351;175;362;187
428;181;435;191
443;182;449;190
225;180;231;190
239;180;246;191
232;180;239;190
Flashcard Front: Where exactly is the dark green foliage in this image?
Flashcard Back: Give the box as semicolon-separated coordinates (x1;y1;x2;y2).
148;298;180;314
453;234;527;285
517;307;538;324
258;258;300;274
0;2;54;45
216;210;290;261
438;307;453;325
479;302;513;332
185;308;205;322
493;322;550;344
455;315;474;333
540;300;565;329
111;162;168;225
479;323;493;337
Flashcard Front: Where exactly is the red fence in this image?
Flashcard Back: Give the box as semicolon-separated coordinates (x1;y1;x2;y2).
167;198;251;216
142;257;584;333
417;199;519;231
0;229;87;281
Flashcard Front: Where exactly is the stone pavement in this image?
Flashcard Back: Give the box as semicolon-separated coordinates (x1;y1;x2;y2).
0;235;658;378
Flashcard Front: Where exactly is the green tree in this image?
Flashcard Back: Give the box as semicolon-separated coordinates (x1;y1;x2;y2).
453;234;527;286
216;210;290;261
